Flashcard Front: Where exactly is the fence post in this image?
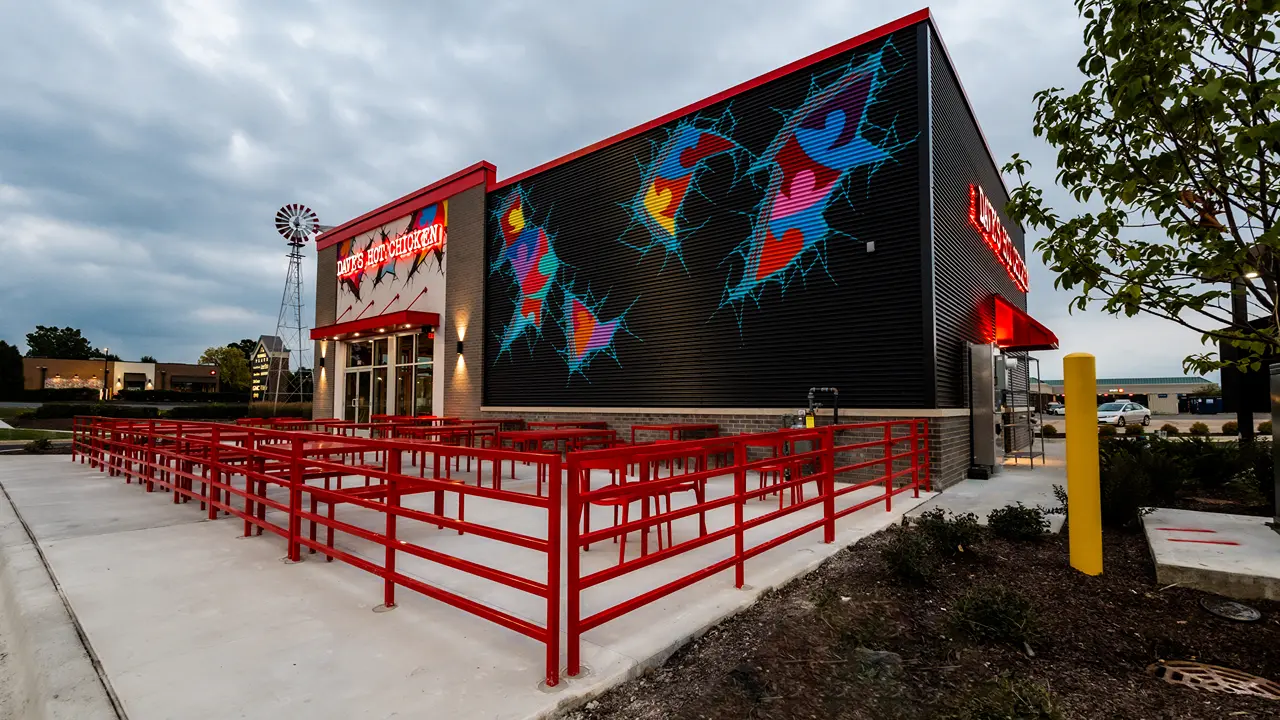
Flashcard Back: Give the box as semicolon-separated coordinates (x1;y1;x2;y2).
146;420;156;492
566;454;582;678
823;427;836;543
733;439;746;589
383;446;402;609
883;424;893;512
209;425;221;520
911;422;920;498
288;437;303;562
546;453;562;688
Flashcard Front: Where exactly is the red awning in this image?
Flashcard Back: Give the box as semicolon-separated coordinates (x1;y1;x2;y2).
310;310;440;341
993;295;1058;351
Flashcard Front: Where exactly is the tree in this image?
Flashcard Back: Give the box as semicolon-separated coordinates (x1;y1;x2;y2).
0;340;23;400
139;355;157;363
1004;0;1279;374
25;325;94;359
199;346;250;391
229;339;258;362
1190;381;1222;396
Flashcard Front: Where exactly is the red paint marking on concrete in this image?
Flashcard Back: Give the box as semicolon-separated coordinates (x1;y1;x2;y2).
1156;527;1217;533
1167;539;1240;546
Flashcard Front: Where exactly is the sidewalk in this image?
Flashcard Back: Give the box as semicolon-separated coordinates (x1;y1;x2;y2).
906;439;1066;532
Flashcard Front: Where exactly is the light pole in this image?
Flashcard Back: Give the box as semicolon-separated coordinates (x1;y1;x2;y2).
102;347;110;401
1233;277;1255;441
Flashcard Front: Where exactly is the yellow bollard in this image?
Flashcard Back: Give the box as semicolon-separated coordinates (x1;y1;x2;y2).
1064;352;1103;575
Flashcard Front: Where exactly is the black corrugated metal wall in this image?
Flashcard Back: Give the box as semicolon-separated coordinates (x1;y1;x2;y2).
929;28;1029;408
484;26;928;408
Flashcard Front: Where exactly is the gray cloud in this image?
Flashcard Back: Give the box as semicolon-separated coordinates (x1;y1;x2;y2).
0;0;1213;379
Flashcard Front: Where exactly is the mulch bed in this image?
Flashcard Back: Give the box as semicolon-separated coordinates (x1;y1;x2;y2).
570;526;1280;719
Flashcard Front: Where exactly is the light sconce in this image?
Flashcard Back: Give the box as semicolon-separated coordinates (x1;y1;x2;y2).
456;341;464;355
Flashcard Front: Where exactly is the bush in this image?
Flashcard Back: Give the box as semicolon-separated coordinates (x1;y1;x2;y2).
1259;421;1273;435
163;404;249;420
22;438;52;454
1098;424;1117;436
914;508;983;556
987;503;1049;541
33;403;159;420
949;678;1062;720
880;529;937;585
1040;424;1058;438
1189;421;1210;436
1160;423;1180;436
950;585;1040;646
1124;424;1144;436
1222;420;1239;435
247;402;312;419
20;388;100;402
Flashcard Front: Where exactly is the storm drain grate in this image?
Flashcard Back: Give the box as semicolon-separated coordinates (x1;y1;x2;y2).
1147;660;1280;700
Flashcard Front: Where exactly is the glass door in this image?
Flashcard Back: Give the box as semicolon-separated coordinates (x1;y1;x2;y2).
344;369;372;423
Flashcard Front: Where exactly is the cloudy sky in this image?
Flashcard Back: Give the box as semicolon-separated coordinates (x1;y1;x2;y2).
0;0;1212;381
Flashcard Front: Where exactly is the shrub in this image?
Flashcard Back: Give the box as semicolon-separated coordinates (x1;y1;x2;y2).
950;585;1040;646
1160;423;1179;436
1040;424;1058;438
914;508;983;556
1259;421;1273;435
163;404;249;420
1189;421;1210;436
1098;424;1117;436
1124;424;1144;436
950;678;1063;720
33;403;159;420
987;503;1050;541
20;388;99;402
247;402;313;419
117;389;250;403
880;529;937;585
1222;420;1239;435
22;438;52;454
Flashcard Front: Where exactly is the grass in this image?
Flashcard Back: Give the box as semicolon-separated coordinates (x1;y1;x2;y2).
0;428;68;441
0;405;37;420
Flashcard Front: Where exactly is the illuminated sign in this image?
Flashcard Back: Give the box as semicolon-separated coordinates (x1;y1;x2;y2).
969;184;1029;292
337;223;447;279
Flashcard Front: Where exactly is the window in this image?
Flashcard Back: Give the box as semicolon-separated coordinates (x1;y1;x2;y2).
349;341;373;368
394;330;435;416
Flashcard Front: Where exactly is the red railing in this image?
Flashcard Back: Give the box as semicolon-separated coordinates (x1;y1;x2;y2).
70;416;564;686
68;415;930;687
563;421;929;677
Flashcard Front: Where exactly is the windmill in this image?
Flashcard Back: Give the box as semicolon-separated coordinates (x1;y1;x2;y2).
272;203;323;406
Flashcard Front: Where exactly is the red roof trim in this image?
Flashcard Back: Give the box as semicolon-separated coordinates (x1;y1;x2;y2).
310;310;441;340
490;8;931;192
993;295;1058;351
315;162;496;251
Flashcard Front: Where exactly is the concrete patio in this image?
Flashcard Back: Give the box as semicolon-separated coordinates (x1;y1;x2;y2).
1143;507;1280;601
0;453;932;720
906;439;1066;532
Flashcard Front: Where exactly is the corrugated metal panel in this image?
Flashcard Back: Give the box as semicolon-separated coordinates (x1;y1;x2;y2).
483;26;927;409
930;34;1028;408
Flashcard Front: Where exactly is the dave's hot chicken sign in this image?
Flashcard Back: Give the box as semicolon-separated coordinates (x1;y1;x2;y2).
968;184;1029;292
336;222;447;279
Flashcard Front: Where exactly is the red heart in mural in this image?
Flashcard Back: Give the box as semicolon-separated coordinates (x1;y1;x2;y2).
755;227;805;280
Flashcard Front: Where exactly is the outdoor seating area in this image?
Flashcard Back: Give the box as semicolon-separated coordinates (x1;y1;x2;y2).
67;414;931;688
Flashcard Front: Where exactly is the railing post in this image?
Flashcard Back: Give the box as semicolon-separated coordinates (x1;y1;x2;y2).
383;446;401;609
209;425;221;520
546;453;562;688
146;420;156;492
883;424;893;512
288;437;303;562
733;439;746;589
823;426;835;543
911;421;921;498
566;454;582;678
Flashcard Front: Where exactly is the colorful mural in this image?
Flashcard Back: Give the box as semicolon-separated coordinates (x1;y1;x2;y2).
490;189;562;357
621;112;744;268
721;43;910;310
559;291;633;378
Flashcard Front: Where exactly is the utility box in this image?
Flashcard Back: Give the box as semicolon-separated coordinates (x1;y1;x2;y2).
969;343;1000;475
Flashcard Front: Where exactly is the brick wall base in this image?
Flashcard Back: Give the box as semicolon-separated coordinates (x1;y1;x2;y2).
481;409;972;491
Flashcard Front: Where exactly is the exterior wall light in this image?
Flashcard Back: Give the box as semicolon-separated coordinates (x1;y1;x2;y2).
456;341;464;355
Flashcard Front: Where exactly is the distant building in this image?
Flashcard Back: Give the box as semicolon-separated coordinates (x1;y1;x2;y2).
250;335;291;402
23;358;219;399
1039;376;1212;415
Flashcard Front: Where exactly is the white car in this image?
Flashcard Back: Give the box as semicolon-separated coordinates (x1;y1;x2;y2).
1097;401;1151;427
1047;402;1065;415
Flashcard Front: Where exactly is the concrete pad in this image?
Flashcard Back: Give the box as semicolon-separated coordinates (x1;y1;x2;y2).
0;453;932;720
905;439;1066;533
1143;508;1280;601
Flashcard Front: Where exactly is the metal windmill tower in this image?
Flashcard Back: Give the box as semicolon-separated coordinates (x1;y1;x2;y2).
272;203;320;405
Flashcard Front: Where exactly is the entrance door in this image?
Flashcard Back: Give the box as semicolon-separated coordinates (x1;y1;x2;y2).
344;370;372;423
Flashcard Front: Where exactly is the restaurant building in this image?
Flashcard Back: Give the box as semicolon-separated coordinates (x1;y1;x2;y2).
309;9;1057;488
22;358;219;399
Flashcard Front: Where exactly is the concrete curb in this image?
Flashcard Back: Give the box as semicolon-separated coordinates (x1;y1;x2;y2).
0;481;122;719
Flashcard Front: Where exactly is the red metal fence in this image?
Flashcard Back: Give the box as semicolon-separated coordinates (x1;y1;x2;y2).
68;416;929;687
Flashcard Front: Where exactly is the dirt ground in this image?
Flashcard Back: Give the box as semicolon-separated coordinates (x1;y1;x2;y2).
568;527;1280;719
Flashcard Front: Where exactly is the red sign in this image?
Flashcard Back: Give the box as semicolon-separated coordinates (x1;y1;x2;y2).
337;223;447;279
969;184;1029;292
